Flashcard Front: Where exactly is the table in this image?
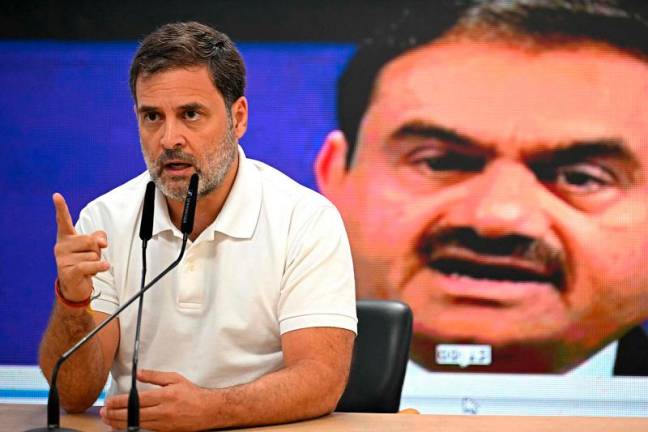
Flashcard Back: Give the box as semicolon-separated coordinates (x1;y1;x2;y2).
3;403;648;431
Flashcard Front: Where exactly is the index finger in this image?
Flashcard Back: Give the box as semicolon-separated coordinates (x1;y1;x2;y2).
137;369;182;386
104;393;128;409
104;388;163;409
53;193;76;238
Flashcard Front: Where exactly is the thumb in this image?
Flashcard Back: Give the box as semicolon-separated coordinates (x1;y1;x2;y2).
137;369;183;386
92;230;108;248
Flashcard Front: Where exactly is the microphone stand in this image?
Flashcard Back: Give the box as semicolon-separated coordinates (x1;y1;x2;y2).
128;181;155;431
126;174;197;430
26;236;188;432
28;174;198;431
126;238;148;431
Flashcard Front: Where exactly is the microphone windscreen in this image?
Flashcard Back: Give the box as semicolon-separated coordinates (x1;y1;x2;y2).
181;174;199;234
139;181;156;241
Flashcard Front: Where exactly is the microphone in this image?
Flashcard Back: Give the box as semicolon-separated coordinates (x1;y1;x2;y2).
181;173;199;234
127;181;156;431
27;175;199;432
139;181;156;241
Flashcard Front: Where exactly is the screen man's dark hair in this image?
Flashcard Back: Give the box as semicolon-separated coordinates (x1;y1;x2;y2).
338;0;648;167
129;21;246;108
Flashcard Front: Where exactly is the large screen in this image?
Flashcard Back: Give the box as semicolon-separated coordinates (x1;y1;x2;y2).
1;0;648;417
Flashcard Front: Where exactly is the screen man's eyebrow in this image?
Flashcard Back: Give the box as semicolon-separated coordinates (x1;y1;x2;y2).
528;139;639;167
390;122;479;148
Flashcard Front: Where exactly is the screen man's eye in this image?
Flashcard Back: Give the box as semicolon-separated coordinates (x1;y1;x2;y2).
184;110;200;121
417;153;485;172
554;163;616;194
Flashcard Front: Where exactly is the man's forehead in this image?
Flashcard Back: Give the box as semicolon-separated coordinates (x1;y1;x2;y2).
362;38;648;153
135;65;222;105
374;38;648;101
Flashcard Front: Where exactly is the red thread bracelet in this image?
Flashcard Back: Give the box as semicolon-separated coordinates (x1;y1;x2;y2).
54;279;92;308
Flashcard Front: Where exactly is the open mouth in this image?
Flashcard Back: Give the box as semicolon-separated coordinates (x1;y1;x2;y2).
429;256;564;289
164;162;193;171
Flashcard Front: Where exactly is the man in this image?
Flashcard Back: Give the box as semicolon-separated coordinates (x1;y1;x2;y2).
40;22;357;431
316;0;648;375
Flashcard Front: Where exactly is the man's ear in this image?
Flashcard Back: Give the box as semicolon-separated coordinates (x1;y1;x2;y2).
315;130;350;198
231;96;248;139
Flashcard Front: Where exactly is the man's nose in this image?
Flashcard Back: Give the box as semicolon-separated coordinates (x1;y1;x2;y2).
445;160;549;239
160;119;187;149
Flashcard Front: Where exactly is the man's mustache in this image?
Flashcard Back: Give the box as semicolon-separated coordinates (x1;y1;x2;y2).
418;227;567;289
155;149;198;169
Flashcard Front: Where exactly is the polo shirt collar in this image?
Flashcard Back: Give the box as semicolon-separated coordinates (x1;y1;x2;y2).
150;146;261;240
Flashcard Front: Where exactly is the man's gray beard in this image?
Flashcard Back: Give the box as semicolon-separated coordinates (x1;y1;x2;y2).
142;121;238;201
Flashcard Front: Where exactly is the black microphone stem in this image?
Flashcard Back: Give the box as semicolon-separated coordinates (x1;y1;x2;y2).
41;235;188;430
127;240;148;431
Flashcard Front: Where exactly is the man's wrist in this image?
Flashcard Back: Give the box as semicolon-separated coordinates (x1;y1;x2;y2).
54;279;92;309
201;388;233;430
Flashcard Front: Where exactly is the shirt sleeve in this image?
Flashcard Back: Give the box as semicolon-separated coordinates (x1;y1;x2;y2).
75;206;119;315
277;202;357;335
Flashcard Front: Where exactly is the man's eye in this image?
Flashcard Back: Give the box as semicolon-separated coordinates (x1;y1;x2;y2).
555;163;616;193
144;112;160;122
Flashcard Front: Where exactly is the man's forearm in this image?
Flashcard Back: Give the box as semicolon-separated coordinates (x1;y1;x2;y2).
39;302;108;413
201;359;347;430
101;328;354;431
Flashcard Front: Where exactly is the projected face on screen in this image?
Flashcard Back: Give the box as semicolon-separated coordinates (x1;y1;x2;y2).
316;38;648;373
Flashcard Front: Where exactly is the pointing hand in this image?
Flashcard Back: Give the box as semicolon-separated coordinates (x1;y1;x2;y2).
53;193;109;303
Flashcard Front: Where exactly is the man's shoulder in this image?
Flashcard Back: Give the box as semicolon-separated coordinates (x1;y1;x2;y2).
78;172;150;228
247;158;348;251
85;172;150;209
248;158;333;213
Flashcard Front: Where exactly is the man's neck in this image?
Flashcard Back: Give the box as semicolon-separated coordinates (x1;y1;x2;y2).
166;157;239;241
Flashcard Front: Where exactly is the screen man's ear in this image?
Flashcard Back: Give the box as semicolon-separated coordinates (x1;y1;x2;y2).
315;130;350;198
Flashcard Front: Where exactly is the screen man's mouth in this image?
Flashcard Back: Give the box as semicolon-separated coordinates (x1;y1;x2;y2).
428;256;565;290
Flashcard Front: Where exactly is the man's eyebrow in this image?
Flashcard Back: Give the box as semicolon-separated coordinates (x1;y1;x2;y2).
136;103;207;114
528;139;639;166
179;102;207;112
390;122;479;148
137;105;158;114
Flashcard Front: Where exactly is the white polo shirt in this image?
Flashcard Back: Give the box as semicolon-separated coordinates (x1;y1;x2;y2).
78;148;357;395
